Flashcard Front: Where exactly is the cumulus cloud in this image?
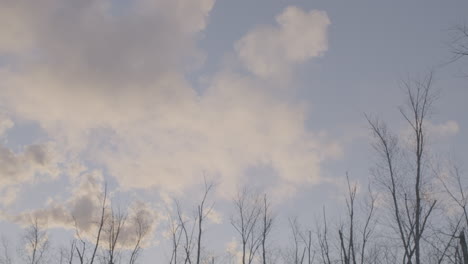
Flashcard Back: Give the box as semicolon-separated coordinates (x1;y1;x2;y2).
0;143;60;187
92;70;341;196
0;2;338;200
235;6;330;78
9;169;158;249
9;170;104;230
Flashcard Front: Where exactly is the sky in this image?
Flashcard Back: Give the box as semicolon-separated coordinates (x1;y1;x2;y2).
0;0;467;263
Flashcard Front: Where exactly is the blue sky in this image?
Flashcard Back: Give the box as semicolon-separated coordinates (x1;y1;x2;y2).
0;0;467;263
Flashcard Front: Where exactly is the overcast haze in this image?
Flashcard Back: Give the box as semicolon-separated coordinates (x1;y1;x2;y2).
0;0;467;263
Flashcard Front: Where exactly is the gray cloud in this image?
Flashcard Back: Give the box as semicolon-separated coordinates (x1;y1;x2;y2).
9;170;158;248
0;143;60;187
0;0;213;86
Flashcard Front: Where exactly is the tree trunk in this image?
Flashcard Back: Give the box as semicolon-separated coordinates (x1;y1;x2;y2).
460;230;468;264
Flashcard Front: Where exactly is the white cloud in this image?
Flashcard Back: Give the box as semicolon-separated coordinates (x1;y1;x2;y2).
426;120;459;137
0;114;13;137
206;208;222;224
91;71;341;196
0;2;338;200
235;6;330;78
225;238;242;264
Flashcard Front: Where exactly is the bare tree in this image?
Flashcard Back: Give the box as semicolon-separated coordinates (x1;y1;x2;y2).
22;217;50;264
450;24;468;61
285;217;306;264
75;233;87;264
366;73;438;264
196;180;215;264
103;206;127;264
175;199;196;264
0;237;13;264
73;184;108;264
358;186;377;264
92;184;108;264
460;229;468;264
71;184;152;264
128;209;151;264
338;175;358;264
57;240;76;264
445;23;468;78
67;240;77;264
439;164;468;264
316;207;332;264
338;175;377;264
0;182;156;264
231;187;262;264
168;202;183;264
299;230;315;264
261;194;274;264
167;179;215;264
